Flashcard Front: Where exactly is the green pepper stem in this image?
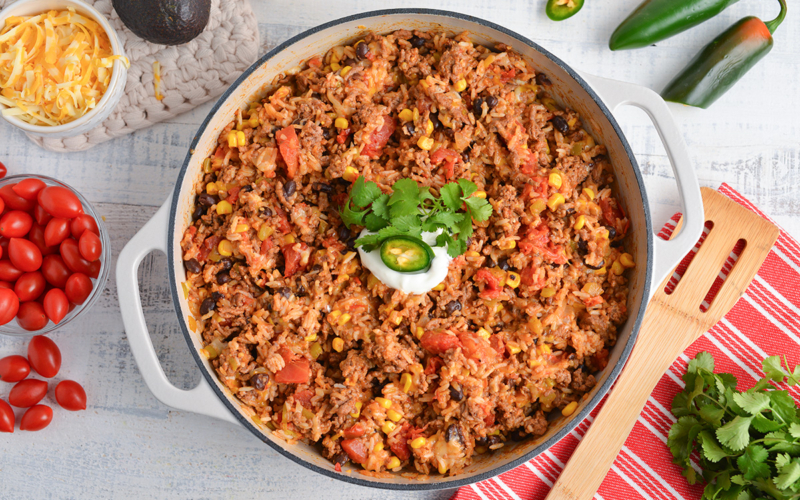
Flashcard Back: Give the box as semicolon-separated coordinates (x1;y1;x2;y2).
765;0;787;34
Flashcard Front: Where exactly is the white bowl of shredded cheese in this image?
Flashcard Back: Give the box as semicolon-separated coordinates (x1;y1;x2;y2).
0;0;128;137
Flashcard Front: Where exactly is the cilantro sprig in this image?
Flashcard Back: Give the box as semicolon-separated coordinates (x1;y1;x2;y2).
340;176;492;257
668;352;800;499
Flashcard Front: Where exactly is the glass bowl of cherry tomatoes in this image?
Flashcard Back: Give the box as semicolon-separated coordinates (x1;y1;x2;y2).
0;174;110;337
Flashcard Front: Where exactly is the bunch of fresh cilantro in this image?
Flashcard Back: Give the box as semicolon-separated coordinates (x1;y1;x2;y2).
340;176;492;257
669;351;800;500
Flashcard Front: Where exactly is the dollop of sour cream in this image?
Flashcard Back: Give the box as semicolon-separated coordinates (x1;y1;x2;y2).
357;229;453;295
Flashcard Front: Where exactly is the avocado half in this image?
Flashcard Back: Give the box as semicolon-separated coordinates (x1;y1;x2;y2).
113;0;211;46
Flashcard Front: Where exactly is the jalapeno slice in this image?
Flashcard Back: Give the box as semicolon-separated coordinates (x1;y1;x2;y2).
546;0;585;21
379;236;434;273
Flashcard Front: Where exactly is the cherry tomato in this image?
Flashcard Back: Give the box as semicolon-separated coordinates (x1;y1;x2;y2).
20;404;52;431
0;399;13;433
43;288;69;324
70;214;99;239
44;218;70;247
0;210;33;238
14;271;46;301
0;197;3;214
9;238;42;272
38;186;82;219
0;259;23;282
12;179;46;201
27;222;58;256
55;380;87;411
9;379;48;407
17;301;48;330
0;280;11;289
78;230;101;262
41;254;70;288
65;273;92;304
88;260;101;279
59;238;92;274
0;161;6;179
0;355;31;382
0;236;6;255
0;288;19;325
27;335;61;377
0;184;35;211
33;204;52;226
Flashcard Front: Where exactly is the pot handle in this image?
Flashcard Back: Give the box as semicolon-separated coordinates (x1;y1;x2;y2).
116;197;239;426
583;74;704;289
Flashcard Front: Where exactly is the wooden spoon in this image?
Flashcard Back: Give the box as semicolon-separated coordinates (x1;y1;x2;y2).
546;188;780;500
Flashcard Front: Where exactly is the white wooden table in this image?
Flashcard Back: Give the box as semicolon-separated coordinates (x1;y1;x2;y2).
1;0;797;498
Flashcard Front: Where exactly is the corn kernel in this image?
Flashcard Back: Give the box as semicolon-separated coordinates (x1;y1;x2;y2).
258;223;274;241
387;457;401;469
343;166;359;182
499;239;516;250
206;182;219;195
574;215;586;231
284;234;296;245
547;193;565;211
350;401;362;418
216;200;233;215
620;253;635;268
236;131;246;147
540;343;552;354
412;108;420;122
401;373;413;393
432;283;445;291
389;312;402;325
477;328;491;340
540;287;556;298
531;198;547;214
410;437;427;449
612;260;625;276
234;223;249;233
415;327;425;339
508;344;521;355
305;332;317;342
331;61;341;71
417;136;434;150
595;266;607;275
474;191;487;199
425;119;434;136
562;401;579;417
398;108;413;122
582;187;595;200
506;272;520;289
438;464;448;475
249;116;260;128
330;310;342;320
340;65;352;77
465;251;480;258
374;443;384;453
218;239;233;257
310;342;322;359
375;397;392;409
332;337;344;352
387;409;403;422
335;117;349;129
382;421;396;434
338;313;351;326
548;172;563;189
227;131;237;148
202;158;212;173
453;78;467;92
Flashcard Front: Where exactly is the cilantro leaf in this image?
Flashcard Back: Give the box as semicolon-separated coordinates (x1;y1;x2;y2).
341;204;368;227
689;351;715;374
699;404;725;427
427;211;465;229
716;416;753;451
389;178;420;205
464;196;493;222
447;236;466;258
699;431;729;462
364;213;390;232
777;453;792;470
769;391;797;423
752;413;784;433
763;355;787;382
457;178;477;199
737;445;770;480
775;460;800;490
351;177;383;207
371;193;390;220
733;392;771;415
789;423;800;439
440;183;462;212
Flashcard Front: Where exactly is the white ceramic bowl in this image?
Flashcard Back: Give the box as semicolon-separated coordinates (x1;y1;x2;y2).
0;0;127;137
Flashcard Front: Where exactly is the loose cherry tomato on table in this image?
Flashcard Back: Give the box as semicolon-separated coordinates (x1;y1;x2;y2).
14;271;46;301
0;161;6;179
9;238;42;272
44;218;71;247
70;214;99;238
0;184;35;211
12;179;46;201
65;273;92;304
28;335;61;377
43;289;69;324
38;186;82;219
0;288;20;325
55;380;87;411
78;230;101;262
59;238;92;274
0;399;13;433
20;404;52;431
27;223;58;256
0;210;33;238
0;355;30;382
0;260;23;282
33;205;52;226
8;379;48;407
41;254;71;288
17;301;48;330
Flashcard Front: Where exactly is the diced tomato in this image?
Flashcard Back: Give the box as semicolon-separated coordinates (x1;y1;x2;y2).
226;186;241;204
277;216;291;235
361;115;396;159
260;238;273;254
214;146;225;159
599;197;629;237
336;128;351;145
430;148;460;180
322;235;346;251
499;68;516;83
520;263;544;289
281;242;309;278
424;356;444;375
197;235;221;262
275;347;310;384
276;126;300;179
483;409;496;427
341;438;369;465
584;296;604;308
475;268;504;299
457;331;499;364
307;56;322;68
519;224;567;264
489;334;505;357
334;462;342;472
522;177;548;200
294;389;314;408
420;330;462;355
589;348;610;371
389;423;412;461
343;422;367;439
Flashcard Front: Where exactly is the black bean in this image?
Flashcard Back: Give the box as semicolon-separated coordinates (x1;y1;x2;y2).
508;429;528;442
605;226;617;239
485;96;498;109
584;259;605;270
611;239;625;248
199;297;216;315
487;436;502;447
449;385;464;402
219;258;233;271
409;35;425;48
296;283;307;297
473;97;484;116
311;264;322;272
311;92;322;100
342;57;357;67
498;256;510;271
535;73;552;86
430;113;441;130
333;452;350;467
241;185;253;193
486;259;497;268
577;239;588;256
552;115;569;134
212;291;223;302
313;182;332;194
216;271;231;285
322;127;332;140
278;287;292;298
461;152;470;163
337;225;351;242
475;436;488;447
191;205;204;221
404;122;415;135
259;207;273;218
446;424;465;446
355;41;369;59
334;177;351;188
445;300;462;314
184;258;202;274
197;193;217;207
252;374;269;391
283;180;297;198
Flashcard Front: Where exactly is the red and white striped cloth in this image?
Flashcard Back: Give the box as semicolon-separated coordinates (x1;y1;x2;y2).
452;184;800;500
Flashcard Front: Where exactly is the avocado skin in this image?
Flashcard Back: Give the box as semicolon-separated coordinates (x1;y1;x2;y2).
113;0;211;46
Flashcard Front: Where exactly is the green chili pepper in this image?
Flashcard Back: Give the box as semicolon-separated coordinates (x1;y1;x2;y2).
661;0;786;109
546;0;585;21
379;236;434;273
609;0;740;51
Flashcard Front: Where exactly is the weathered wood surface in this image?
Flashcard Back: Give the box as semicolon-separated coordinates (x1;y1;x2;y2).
0;0;797;498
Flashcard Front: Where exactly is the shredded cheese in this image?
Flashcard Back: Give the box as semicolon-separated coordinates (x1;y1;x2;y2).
0;8;130;126
152;60;163;101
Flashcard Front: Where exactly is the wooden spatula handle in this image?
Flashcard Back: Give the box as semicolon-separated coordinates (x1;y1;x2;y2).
546;301;695;500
